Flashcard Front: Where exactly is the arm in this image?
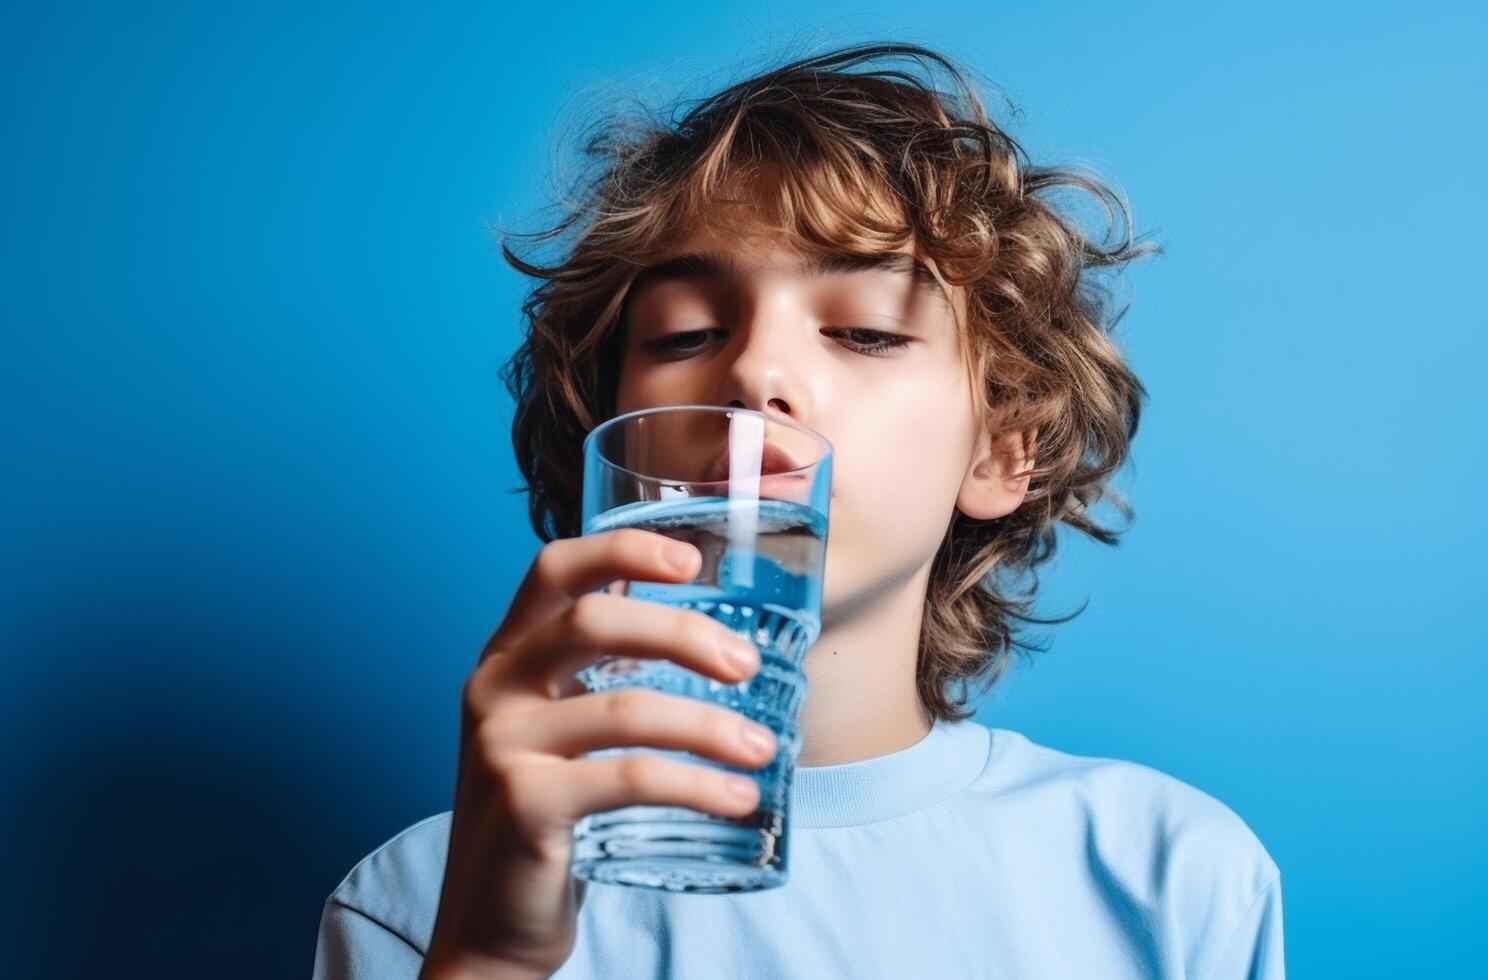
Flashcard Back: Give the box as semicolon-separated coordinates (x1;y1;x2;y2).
314;900;425;980
1202;875;1286;980
312;899;552;980
314;529;767;979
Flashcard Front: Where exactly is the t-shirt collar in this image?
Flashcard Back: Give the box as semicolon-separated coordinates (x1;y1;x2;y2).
790;716;991;828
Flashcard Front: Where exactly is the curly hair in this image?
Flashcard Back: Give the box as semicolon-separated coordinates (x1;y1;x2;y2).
494;41;1161;722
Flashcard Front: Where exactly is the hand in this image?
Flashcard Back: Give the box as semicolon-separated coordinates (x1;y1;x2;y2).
418;528;777;979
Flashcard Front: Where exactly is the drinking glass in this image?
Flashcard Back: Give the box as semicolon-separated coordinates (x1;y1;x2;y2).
569;404;832;893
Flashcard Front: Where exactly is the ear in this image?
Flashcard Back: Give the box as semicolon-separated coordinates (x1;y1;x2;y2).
956;424;1037;521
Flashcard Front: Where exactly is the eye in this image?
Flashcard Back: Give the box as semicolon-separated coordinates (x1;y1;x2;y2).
642;328;725;358
825;327;913;355
640;326;913;360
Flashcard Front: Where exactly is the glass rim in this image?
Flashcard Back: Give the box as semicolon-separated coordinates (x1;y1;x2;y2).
583;404;834;485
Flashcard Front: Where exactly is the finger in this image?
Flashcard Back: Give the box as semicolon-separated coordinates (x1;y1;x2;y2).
551;751;762;823
519;687;778;769
483;529;703;658
501;590;760;694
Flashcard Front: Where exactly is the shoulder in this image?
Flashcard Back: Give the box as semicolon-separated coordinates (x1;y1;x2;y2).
978;727;1281;922
322;811;453;956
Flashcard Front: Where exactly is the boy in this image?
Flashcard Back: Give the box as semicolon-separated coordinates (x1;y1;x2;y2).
314;42;1284;979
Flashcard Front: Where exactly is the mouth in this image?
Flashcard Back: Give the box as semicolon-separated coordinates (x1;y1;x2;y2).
703;439;809;484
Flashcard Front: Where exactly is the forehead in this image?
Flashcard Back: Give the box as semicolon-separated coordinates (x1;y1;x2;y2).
629;221;955;313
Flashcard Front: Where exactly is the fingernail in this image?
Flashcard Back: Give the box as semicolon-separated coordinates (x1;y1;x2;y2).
727;774;757;799
663;541;699;575
741;720;776;755
720;633;758;672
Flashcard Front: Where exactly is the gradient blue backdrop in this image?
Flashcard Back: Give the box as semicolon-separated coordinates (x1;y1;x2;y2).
4;2;1484;976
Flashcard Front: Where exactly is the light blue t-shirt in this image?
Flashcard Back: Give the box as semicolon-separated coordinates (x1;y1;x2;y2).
314;718;1284;978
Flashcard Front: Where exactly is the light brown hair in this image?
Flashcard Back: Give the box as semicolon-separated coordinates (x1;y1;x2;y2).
495;42;1160;721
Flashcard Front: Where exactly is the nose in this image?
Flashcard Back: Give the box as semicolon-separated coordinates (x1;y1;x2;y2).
714;315;812;422
727;394;791;415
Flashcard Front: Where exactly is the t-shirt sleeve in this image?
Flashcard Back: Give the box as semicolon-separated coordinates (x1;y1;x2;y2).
1200;874;1286;980
313;899;425;980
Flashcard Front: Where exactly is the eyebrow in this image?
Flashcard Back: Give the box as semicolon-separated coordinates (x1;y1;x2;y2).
627;249;950;306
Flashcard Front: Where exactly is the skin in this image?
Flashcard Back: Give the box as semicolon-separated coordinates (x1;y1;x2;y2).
419;207;1037;979
614;215;1038;764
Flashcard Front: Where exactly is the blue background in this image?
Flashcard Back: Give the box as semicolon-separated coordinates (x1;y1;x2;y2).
4;2;1484;976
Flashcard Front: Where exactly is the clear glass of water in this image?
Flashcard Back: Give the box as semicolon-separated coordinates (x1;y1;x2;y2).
570;404;833;893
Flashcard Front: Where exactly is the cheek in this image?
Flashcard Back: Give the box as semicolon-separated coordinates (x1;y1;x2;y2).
820;384;974;595
613;355;646;414
614;360;706;415
837;379;971;512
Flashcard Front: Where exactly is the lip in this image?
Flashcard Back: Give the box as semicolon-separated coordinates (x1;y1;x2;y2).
754;471;810;497
704;438;810;484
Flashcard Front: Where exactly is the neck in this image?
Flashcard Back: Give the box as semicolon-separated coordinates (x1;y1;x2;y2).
794;559;934;766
